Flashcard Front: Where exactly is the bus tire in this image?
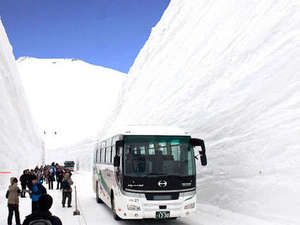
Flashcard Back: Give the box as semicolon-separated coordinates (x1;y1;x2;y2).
111;192;121;220
96;182;103;204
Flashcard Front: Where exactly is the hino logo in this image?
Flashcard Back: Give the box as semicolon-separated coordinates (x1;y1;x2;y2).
158;180;167;188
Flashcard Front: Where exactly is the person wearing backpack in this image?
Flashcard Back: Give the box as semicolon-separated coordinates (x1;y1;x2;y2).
29;175;47;212
6;177;21;225
23;194;62;225
61;173;73;208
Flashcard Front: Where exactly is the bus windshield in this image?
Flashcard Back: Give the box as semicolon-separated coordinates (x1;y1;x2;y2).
123;136;196;177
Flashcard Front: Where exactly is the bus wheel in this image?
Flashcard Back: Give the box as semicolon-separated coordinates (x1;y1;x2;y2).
96;183;103;204
111;193;121;220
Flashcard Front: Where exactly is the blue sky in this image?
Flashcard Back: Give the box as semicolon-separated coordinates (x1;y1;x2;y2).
0;0;170;73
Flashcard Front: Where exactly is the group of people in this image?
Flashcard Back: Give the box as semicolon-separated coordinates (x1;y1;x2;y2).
5;162;74;225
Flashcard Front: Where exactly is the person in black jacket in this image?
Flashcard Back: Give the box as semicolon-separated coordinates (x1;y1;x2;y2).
28;170;36;188
48;171;55;190
56;169;63;190
23;194;62;225
19;170;28;198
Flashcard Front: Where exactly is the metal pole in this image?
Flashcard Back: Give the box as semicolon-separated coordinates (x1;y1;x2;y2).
73;185;80;215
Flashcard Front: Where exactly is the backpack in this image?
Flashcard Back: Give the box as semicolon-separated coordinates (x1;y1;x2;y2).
28;219;52;225
24;213;62;225
40;184;47;195
61;180;70;190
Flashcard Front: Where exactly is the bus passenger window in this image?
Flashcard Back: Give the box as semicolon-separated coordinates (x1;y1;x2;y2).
148;144;155;155
95;150;98;163
106;147;111;164
111;146;116;163
101;148;105;163
139;146;145;155
98;148;101;163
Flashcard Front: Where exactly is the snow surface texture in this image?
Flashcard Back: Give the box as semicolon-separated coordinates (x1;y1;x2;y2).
17;57;126;149
0;20;42;186
103;1;300;224
0;172;282;225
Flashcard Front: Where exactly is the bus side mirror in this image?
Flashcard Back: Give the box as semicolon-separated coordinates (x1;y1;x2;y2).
190;138;207;166
113;155;120;167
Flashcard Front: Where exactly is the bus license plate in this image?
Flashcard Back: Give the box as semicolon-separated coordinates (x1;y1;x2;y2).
156;211;170;219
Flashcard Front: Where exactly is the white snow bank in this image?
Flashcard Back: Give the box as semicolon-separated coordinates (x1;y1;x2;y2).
105;1;300;224
17;57;126;149
0;20;42;186
46;137;97;171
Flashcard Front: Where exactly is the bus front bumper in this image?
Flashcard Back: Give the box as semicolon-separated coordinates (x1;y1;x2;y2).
117;194;197;219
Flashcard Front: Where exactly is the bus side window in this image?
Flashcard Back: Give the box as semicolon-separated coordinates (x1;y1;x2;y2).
95;150;97;163
106;147;111;164
110;147;113;164
111;146;116;163
102;148;105;163
98;148;101;163
100;148;104;163
96;149;99;163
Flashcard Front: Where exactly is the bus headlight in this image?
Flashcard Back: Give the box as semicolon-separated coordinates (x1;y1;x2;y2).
127;204;141;211
184;202;195;209
180;190;196;198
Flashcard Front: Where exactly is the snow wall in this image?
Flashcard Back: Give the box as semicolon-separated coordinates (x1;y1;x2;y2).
17;58;125;169
104;1;300;224
0;20;42;187
17;57;126;149
46;138;97;171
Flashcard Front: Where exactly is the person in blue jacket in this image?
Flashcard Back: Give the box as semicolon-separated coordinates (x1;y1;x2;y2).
29;175;47;212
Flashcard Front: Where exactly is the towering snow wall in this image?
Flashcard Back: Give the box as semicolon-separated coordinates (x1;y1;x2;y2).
106;1;300;224
17;58;126;168
0;20;42;186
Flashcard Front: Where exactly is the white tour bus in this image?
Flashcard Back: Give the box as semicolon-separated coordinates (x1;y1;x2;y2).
92;126;207;220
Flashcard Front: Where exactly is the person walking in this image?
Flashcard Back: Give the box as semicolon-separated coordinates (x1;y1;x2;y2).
61;173;73;208
19;170;28;198
29;175;47;212
23;194;62;225
56;168;63;190
6;177;21;225
48;171;55;190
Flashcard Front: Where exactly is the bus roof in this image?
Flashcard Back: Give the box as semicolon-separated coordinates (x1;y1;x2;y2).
103;125;190;138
